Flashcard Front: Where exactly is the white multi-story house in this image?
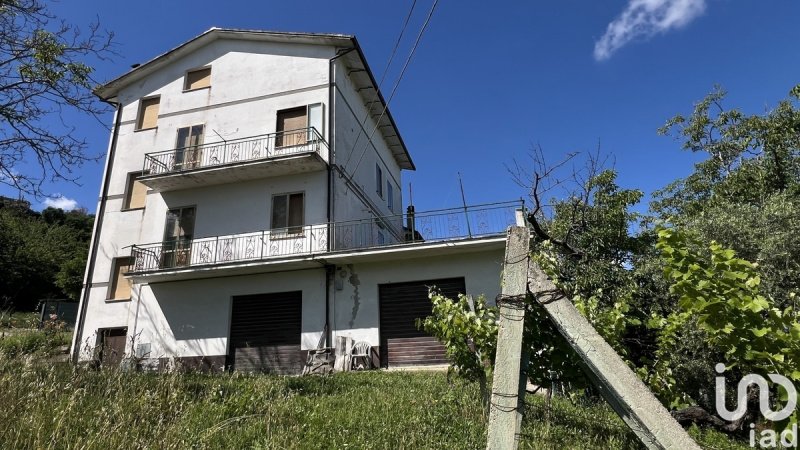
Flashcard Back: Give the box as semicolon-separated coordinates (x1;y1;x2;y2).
73;28;520;373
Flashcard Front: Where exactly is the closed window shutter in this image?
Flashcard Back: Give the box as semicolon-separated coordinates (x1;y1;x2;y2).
110;258;133;299
137;97;160;129
127;178;148;209
276;107;308;146
185;68;211;90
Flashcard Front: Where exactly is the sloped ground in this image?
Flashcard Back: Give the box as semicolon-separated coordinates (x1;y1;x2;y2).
0;358;748;449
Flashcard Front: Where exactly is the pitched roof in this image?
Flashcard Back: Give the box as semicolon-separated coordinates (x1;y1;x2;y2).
95;28;414;170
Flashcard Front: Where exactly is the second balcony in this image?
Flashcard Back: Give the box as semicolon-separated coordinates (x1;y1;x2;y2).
138;128;329;192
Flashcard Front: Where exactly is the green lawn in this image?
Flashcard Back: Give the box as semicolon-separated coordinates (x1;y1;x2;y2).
0;358;749;449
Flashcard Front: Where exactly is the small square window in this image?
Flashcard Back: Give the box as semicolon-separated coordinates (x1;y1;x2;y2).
184;67;211;91
108;257;134;300
376;165;383;199
123;171;148;210
135;96;160;130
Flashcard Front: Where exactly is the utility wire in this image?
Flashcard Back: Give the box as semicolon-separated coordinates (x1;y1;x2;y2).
346;0;440;178
340;0;418;171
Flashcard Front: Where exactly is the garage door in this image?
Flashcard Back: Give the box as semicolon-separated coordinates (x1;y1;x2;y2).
228;291;304;374
379;277;466;368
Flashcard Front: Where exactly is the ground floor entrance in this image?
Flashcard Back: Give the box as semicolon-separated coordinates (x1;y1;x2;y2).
378;277;466;368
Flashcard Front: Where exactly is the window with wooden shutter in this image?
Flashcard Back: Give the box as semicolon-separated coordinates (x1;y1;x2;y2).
136;96;160;130
276;107;308;147
184;67;211;91
108;257;134;300
123;172;148;210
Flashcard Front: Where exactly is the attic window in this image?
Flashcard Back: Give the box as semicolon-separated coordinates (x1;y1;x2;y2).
184;67;211;91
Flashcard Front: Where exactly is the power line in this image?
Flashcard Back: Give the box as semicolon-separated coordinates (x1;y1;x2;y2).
346;0;440;178
340;0;418;171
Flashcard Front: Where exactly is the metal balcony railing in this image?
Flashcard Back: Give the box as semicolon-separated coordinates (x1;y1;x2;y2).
129;201;523;273
142;128;328;176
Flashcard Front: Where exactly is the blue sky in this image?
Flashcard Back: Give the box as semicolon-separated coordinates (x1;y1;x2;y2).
6;0;800;214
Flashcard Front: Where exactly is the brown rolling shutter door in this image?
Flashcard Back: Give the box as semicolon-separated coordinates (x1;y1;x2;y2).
379;277;466;368
229;291;304;374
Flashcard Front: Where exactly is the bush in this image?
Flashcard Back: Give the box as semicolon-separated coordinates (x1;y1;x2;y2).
0;329;69;358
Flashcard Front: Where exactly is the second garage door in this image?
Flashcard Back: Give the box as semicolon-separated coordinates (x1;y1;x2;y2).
379;277;466;368
228;291;304;374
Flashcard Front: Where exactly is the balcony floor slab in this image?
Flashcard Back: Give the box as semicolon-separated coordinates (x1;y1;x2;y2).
140;152;327;192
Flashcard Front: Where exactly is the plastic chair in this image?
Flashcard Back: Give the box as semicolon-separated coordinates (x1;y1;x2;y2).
351;341;372;370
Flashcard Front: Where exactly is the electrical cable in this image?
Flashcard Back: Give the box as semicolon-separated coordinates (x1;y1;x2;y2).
346;0;440;178
340;0;418;171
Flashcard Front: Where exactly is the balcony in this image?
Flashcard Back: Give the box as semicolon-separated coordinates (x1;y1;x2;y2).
129;201;523;275
139;128;329;192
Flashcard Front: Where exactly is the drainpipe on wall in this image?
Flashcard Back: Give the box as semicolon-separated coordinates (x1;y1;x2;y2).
71;98;122;364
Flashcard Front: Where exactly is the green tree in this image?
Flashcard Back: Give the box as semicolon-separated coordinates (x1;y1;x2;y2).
0;0;115;196
654;86;800;306
0;201;93;309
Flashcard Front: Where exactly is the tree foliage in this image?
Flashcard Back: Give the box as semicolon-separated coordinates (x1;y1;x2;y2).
424;84;800;435
0;0;114;196
0;197;93;309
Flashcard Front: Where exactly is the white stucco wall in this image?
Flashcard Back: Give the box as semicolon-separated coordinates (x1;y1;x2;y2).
331;60;403;232
330;248;505;347
78;35;424;364
78;268;326;362
82;38;337;339
77;246;503;363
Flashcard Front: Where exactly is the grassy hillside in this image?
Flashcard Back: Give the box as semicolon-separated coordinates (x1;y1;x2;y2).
0;358;748;449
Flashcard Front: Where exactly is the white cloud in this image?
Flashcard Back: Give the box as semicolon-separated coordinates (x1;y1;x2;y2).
594;0;706;61
43;195;79;210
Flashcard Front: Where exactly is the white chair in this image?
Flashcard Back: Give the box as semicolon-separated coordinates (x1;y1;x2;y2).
351;341;372;370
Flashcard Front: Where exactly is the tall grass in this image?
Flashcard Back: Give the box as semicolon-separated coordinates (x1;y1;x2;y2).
0;357;749;450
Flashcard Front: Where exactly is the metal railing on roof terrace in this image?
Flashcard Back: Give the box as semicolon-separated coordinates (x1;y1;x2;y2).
128;200;523;273
142;127;328;176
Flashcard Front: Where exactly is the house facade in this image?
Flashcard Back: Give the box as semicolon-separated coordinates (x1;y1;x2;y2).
73;28;519;373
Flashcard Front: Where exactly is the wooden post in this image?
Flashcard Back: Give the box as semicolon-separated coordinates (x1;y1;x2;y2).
528;264;701;450
487;226;530;450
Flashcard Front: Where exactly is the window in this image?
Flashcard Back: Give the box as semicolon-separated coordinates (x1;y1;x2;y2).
271;193;304;234
387;181;394;212
276;107;307;147
135;96;160;130
162;206;195;268
123;171;148;210
108;257;134;300
184;67;211;91
376;164;383;198
174;125;204;170
276;103;323;147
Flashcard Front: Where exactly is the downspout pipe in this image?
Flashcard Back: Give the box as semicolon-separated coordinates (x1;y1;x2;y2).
325;45;355;347
71;98;122;363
